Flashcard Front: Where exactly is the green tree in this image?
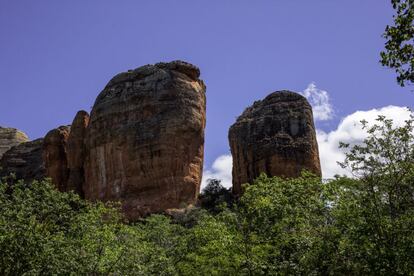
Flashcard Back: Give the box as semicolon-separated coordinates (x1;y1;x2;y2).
0;179;184;275
235;172;330;275
178;211;241;276
199;179;234;214
126;215;188;275
1;115;413;275
381;0;414;87
0;179;125;275
329;115;414;274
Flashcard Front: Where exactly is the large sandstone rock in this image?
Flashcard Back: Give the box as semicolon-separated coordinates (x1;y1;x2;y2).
67;110;90;196
0;127;29;159
0;139;46;182
84;61;206;219
229;90;321;195
43;126;71;191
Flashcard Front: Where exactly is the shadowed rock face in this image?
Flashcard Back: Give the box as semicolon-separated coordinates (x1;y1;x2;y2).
229;90;321;195
0;139;45;182
0;127;29;159
67;111;90;196
43;126;71;192
84;61;206;219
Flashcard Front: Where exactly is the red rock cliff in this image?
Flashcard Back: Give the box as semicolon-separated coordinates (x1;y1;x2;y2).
229;91;321;195
83;61;206;219
43;126;71;191
67;110;90;196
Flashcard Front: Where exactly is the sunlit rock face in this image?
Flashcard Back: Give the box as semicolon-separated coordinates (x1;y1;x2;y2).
229;90;321;195
84;61;206;220
0;127;29;159
0;61;206;220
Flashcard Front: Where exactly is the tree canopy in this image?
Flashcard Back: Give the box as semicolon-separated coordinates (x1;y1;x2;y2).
1;114;414;275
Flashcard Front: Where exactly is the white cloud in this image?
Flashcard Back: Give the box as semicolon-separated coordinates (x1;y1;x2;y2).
202;106;411;189
201;154;232;190
302;82;333;121
317;105;412;179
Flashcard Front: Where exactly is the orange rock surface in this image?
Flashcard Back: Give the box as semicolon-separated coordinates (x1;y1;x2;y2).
43;126;71;191
229;91;321;195
83;61;206;219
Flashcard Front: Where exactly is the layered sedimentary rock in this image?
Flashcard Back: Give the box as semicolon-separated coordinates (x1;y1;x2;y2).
84;61;206;219
0;139;45;182
43;126;71;191
0;127;29;159
229;90;321;195
67;110;89;196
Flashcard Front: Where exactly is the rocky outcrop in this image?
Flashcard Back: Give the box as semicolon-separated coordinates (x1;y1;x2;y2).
43;126;71;191
0;127;29;159
67;111;89;196
0;139;45;182
229;90;321;195
84;61;206;219
0;61;206;219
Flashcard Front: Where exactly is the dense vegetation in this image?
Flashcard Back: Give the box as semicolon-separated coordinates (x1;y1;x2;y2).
1;115;413;275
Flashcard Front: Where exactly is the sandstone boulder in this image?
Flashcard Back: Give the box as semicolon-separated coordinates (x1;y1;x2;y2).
84;60;206;219
229;90;321;195
0;127;29;159
43;126;71;191
0;138;45;182
67;110;89;196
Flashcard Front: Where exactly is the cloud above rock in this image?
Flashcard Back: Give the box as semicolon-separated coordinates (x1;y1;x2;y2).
302;82;333;121
202;105;412;188
317;105;412;178
201;154;233;189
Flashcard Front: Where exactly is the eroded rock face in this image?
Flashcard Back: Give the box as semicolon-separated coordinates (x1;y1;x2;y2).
229;90;321;195
0;127;29;159
0;61;206;219
67;111;90;196
43;126;71;191
0;139;45;182
84;61;206;219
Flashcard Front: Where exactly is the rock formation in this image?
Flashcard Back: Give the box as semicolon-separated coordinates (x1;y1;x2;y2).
229;90;321;195
0;127;29;159
83;61;206;219
43;126;71;191
0;61;206;219
0;63;325;218
0;139;45;182
66;110;89;196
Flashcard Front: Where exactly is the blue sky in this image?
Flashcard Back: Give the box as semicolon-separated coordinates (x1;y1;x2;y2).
0;1;413;186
